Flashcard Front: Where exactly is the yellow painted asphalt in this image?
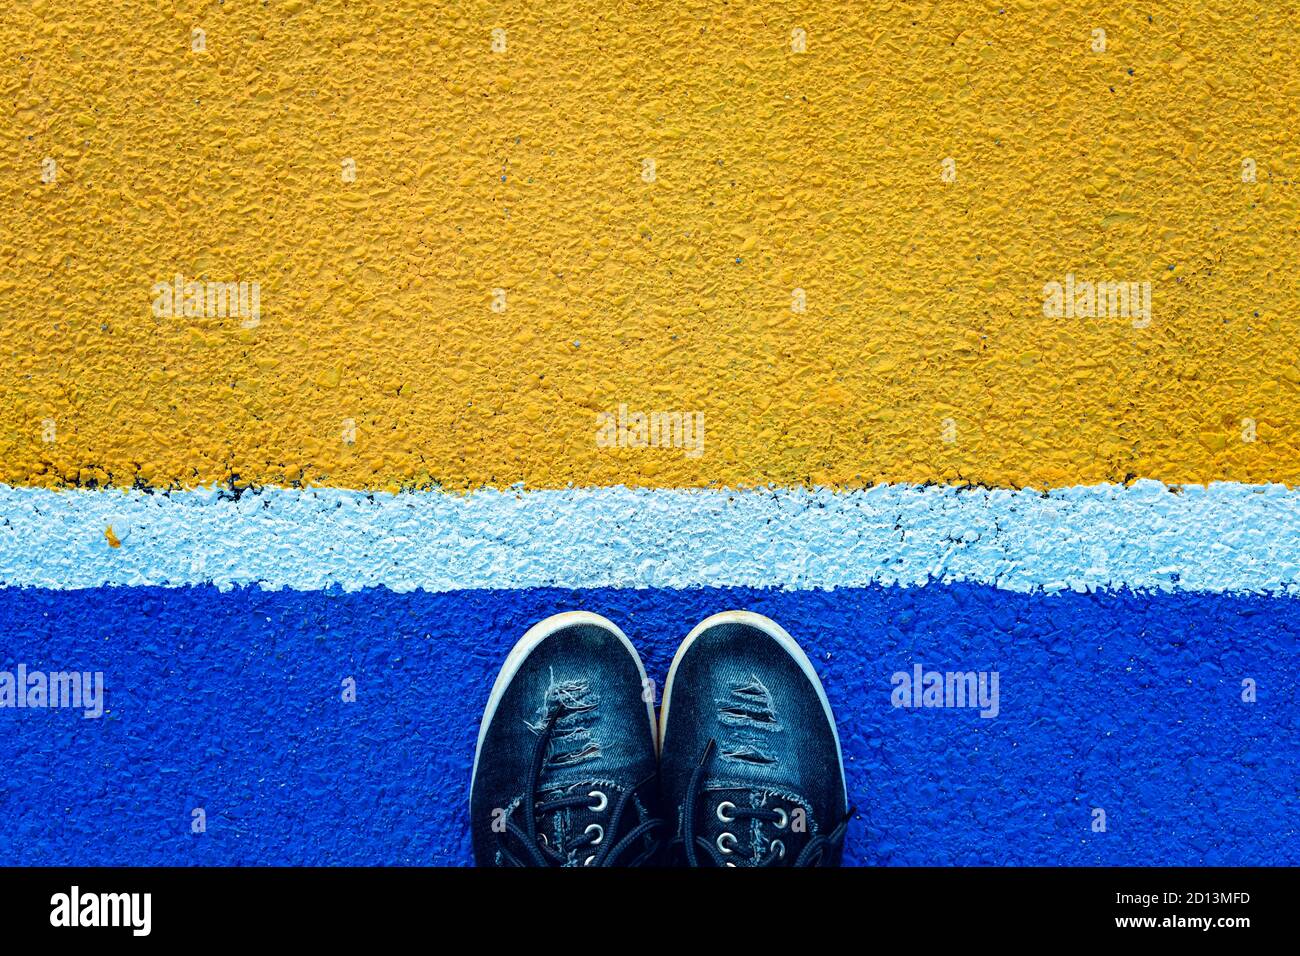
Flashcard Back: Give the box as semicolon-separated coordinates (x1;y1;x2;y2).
2;1;1297;491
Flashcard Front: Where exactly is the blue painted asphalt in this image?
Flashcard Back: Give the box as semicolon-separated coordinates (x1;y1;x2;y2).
0;584;1296;865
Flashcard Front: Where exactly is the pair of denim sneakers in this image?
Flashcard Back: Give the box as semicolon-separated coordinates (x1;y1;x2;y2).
470;610;850;866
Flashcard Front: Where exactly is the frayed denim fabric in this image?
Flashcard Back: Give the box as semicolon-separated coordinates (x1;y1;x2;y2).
471;615;662;866
659;614;850;866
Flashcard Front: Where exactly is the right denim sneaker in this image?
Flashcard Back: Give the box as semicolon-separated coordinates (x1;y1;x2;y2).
470;611;663;866
658;610;850;866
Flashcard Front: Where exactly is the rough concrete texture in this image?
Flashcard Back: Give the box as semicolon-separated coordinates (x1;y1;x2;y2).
3;1;1298;871
3;2;1299;491
4;481;1300;594
1;584;1295;866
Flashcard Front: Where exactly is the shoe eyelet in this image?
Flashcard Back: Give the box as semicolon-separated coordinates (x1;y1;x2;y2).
588;790;608;812
725;862;737;868
773;808;788;829
585;823;604;845
770;839;786;860
538;833;549;845
583;855;595;866
717;832;737;854
716;801;736;823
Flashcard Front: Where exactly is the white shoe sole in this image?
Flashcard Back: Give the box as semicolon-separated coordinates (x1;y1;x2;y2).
659;610;847;809
470;611;657;797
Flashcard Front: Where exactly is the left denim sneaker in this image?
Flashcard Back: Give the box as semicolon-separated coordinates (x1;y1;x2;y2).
470;611;663;866
659;611;851;866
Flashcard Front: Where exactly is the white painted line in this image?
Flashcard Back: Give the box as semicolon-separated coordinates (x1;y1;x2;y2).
1;481;1298;595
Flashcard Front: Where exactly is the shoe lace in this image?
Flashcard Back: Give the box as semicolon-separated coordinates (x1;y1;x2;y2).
495;705;664;867
672;739;852;867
